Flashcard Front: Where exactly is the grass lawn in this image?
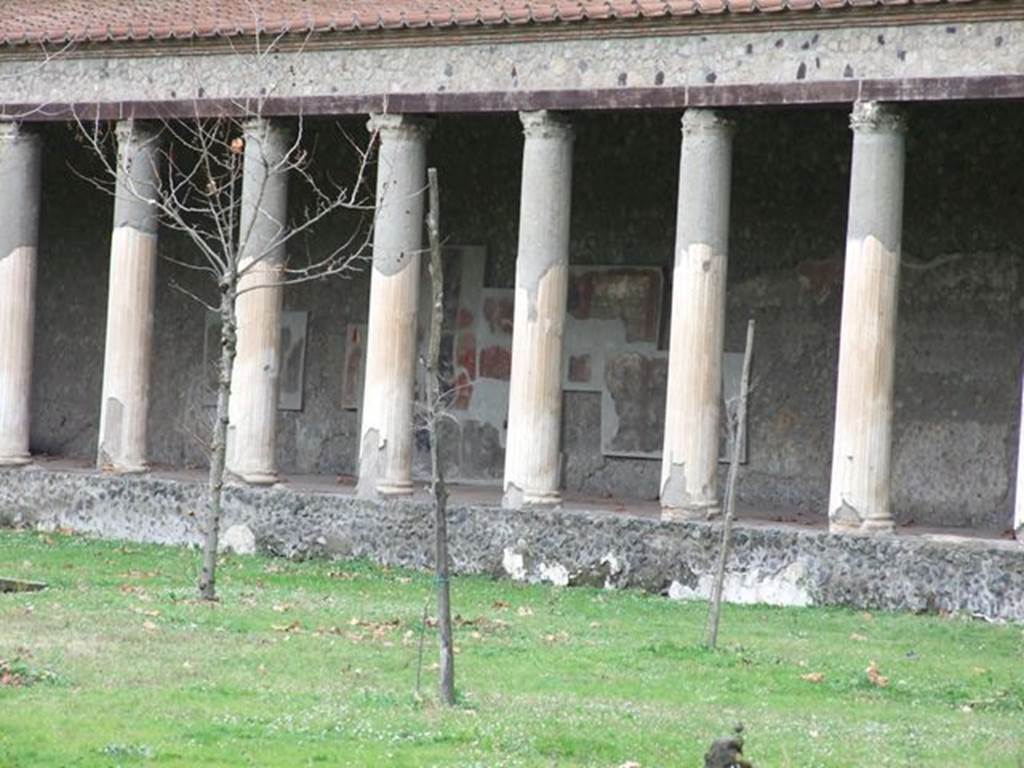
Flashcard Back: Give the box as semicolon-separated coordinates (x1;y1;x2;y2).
0;530;1022;767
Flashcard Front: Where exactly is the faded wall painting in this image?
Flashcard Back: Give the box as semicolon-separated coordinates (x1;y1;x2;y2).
203;310;309;411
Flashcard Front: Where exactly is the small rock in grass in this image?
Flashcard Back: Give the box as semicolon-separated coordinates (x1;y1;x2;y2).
219;524;256;555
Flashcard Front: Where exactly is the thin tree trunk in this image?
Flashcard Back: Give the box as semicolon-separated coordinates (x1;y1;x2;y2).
425;167;455;705
197;283;238;601
706;319;755;649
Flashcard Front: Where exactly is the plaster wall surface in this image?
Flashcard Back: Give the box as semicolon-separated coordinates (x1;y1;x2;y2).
27;104;1024;530
1;467;1022;622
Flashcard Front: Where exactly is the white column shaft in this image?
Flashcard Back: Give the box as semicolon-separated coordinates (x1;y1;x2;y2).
828;102;907;533
660;110;734;520
98;121;162;472
0;124;41;466
503;111;574;509
226;118;290;484
357;114;431;498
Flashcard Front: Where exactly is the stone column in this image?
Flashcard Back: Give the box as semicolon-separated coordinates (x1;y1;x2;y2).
660;110;735;521
97;121;163;473
226;118;291;485
828;102;907;533
0;124;42;467
357;114;431;498
502;111;574;509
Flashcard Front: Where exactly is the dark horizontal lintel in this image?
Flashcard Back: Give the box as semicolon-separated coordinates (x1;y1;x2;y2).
5;75;1024;122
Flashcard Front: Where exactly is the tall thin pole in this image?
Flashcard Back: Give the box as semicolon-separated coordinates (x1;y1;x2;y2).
706;319;755;649
426;167;455;705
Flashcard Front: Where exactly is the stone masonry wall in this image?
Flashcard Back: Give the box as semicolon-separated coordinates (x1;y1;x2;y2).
1;467;1022;622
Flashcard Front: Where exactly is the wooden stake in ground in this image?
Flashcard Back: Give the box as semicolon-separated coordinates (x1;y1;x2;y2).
425;167;456;705
706;319;755;649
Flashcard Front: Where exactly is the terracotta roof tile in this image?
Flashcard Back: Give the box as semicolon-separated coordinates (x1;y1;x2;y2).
0;0;981;46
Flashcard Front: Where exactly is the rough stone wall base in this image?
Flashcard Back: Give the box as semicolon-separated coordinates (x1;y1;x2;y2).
1;467;1022;622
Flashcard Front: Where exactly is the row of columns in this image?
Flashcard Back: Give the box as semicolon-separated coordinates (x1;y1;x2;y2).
353;102;912;534
357;102;917;534
657;101;908;532
0;118;292;486
0;106;1016;536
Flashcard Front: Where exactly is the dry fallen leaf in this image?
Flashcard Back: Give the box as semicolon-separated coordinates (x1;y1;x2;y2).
517;606;534;617
142;620;158;632
801;672;825;683
866;661;889;688
850;633;868;642
619;762;642;768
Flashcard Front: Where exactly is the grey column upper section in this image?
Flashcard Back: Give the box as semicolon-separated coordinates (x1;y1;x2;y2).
240;118;293;267
0;123;41;258
675;109;734;257
366;113;433;277
113;120;164;234
515;110;574;301
846;101;907;251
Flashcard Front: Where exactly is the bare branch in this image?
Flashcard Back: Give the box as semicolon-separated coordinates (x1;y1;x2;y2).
67;24;377;602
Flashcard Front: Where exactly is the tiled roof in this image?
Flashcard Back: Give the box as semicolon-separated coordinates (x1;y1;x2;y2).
0;0;979;46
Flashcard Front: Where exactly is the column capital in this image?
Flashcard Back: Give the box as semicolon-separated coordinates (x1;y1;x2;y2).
519;110;573;141
367;113;433;141
681;109;735;136
241;116;295;143
850;101;907;135
114;119;162;146
0;121;36;146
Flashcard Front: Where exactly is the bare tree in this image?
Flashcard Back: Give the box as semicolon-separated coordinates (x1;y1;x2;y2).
424;167;456;705
706;319;755;649
73;34;378;599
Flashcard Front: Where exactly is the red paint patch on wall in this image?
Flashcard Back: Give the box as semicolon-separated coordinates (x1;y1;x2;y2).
452;371;473;410
568;354;591;384
483;297;514;335
796;257;844;303
567;268;662;342
342;324;364;409
456;331;477;380
479;345;512;380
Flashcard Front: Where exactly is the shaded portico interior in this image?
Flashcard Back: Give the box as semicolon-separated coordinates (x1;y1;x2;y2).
15;103;1024;537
